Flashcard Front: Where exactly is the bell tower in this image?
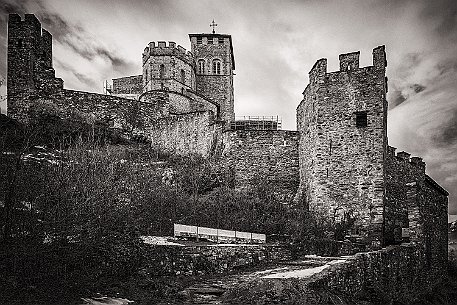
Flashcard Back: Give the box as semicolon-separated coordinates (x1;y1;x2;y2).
189;26;235;123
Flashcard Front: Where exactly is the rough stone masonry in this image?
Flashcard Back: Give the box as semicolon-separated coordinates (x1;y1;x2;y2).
6;13;448;279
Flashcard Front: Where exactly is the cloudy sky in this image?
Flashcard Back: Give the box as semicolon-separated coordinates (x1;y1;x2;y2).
0;0;456;221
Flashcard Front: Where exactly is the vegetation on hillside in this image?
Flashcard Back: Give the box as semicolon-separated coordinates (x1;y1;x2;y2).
0;115;316;303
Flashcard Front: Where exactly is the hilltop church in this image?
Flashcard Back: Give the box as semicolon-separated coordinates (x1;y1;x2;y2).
6;13;448;268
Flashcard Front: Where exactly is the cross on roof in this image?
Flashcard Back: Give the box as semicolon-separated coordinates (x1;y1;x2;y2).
210;19;218;34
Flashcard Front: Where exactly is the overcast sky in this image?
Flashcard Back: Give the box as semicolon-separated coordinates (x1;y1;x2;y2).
0;0;456;221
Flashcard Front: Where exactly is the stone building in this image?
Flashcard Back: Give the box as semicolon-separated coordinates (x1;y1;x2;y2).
6;13;448;265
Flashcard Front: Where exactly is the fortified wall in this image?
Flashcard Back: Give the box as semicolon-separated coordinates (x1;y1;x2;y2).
6;14;154;134
6;14;448;276
6;14;299;200
222;130;299;202
385;146;448;277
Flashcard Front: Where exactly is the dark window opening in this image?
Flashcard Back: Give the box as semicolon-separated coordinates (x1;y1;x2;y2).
17;39;23;48
160;64;165;78
180;69;185;84
213;59;221;75
218;37;224;44
355;111;368;128
197;37;202;44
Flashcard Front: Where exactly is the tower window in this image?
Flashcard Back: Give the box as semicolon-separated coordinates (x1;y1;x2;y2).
197;37;202;44
208;37;213;44
218;37;224;44
17;39;23;48
160;64;165;78
213;59;221;75
355;111;368;128
180;69;185;84
198;59;205;74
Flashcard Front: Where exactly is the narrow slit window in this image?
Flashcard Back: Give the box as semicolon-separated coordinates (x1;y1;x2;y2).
198;59;205;74
160;64;165;79
180;69;185;84
355;111;368;128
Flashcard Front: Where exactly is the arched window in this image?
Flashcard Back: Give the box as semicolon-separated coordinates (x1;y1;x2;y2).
198;59;205;74
160;64;165;79
212;59;221;75
181;69;185;84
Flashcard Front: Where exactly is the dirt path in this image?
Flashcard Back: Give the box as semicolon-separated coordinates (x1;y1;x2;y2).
159;256;348;305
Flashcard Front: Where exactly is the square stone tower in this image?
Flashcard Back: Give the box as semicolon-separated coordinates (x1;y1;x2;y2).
189;33;235;123
296;46;388;248
7;14;63;122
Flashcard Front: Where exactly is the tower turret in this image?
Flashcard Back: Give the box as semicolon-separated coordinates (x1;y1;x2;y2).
142;41;196;94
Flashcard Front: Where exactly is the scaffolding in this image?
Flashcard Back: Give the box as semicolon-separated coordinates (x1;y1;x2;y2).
231;116;282;131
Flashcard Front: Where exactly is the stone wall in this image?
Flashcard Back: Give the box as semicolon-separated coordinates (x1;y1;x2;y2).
227;244;447;304
311;244;446;304
30;89;160;136
142;244;291;276
297;47;388;248
420;177;449;279
222;130;300;202
168;91;217;114
149;111;223;157
112;75;143;95
385;145;448;278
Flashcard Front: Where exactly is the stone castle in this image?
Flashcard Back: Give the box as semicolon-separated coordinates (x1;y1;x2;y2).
6;13;448;264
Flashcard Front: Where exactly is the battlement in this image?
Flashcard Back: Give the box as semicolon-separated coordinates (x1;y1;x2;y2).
308;46;387;81
339;51;360;71
8;14;53;43
388;146;425;169
142;41;194;66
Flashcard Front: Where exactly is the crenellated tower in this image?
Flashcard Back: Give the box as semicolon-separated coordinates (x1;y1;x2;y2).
142;41;196;94
296;46;388;249
7;13;63;121
189;33;235;123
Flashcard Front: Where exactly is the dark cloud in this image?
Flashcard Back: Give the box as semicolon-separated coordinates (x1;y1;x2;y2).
0;0;29;19
390;90;407;108
433;109;457;147
54;59;98;88
412;84;425;93
34;10;133;73
388;84;426;109
0;0;133;74
419;0;457;38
